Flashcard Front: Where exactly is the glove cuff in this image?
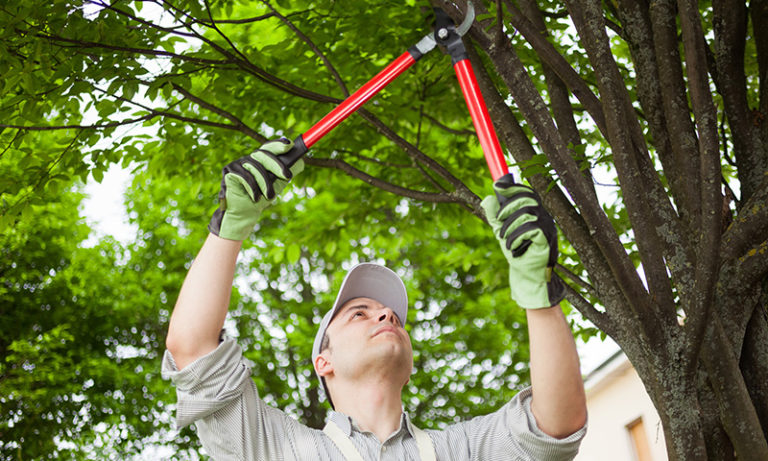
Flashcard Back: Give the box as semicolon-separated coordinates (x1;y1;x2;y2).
511;271;566;309
546;276;566;307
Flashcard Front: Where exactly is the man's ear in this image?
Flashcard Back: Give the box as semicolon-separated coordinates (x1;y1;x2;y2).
315;353;333;378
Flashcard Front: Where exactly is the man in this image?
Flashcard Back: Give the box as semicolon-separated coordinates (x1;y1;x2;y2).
163;139;587;460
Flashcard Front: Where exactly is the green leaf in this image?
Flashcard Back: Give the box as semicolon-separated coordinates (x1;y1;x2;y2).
324;240;337;257
286;243;300;264
92;167;104;183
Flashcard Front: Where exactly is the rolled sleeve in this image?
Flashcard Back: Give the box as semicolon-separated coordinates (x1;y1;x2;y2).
509;388;586;460
161;339;254;429
162;339;311;460
436;387;586;461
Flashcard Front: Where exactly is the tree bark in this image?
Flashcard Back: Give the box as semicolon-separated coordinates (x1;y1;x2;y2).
645;358;708;460
739;294;768;442
700;320;768;459
696;366;736;460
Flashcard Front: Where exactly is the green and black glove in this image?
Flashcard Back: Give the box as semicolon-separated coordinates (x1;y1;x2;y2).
208;138;304;241
481;174;565;308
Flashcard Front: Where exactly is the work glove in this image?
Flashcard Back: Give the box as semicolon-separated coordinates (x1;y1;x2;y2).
480;174;565;309
208;138;304;241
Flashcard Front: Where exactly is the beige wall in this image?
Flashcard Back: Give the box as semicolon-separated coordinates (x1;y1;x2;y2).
575;354;668;461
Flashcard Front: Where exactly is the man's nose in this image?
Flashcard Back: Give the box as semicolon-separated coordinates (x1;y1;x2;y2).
377;308;399;325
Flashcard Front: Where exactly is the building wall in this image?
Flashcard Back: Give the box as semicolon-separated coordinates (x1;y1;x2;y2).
575;354;668;461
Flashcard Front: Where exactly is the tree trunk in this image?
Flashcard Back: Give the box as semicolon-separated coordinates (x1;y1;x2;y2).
648;369;708;460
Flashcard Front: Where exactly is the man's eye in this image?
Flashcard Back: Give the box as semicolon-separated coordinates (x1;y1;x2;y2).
353;311;365;318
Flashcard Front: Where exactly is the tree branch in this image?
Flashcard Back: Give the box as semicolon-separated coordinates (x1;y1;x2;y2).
170;83;265;141
556;263;598;300
713;0;766;203
648;0;702;226
753;0;768;122
565;0;678;333
200;0;256;66
36;4;355;130
89;84;259;136
333;149;414;169
305;157;469;206
516;0;597;201
559;280;614;339
150;0;338;104
721;177;768;261
699;319;768;458
677;0;724;372
85;0;200;40
609;0;700;329
0;115;154;131
614;0;689;227
40;32;227;66
499;0;609;139
353;108;481;209
0;129;24;159
421;112;475;137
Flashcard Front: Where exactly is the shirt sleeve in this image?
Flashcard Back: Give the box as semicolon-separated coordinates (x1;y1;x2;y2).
161;339;306;460
434;387;586;461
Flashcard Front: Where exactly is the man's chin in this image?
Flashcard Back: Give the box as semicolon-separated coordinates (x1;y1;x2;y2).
369;344;413;369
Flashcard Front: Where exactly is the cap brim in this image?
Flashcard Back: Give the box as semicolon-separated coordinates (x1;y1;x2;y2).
331;263;408;325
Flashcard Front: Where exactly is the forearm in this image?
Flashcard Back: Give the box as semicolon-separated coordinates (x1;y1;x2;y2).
166;233;243;370
527;305;587;438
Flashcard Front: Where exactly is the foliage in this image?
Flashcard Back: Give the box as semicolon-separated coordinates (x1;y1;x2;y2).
0;186;194;459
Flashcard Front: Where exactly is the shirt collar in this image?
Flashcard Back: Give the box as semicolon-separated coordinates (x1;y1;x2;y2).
328;410;416;438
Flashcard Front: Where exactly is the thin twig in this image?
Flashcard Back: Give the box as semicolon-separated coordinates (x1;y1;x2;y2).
336;149;413;168
306;157;461;204
0;129;25;159
0;115;153;131
422;113;475;137
171;83;265;141
556;263;599;299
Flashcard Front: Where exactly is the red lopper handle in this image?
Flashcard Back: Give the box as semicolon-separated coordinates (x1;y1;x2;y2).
453;59;509;182
302;52;418;149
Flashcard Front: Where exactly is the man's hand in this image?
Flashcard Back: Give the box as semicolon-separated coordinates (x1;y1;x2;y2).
481;174;565;308
208;138;304;241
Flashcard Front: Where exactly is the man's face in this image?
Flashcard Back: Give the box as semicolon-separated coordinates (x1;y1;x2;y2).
321;297;413;386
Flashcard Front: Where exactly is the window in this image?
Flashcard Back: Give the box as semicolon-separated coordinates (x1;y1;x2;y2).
627;417;653;461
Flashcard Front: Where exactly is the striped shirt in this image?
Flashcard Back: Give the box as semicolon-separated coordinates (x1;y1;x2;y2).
162;339;585;460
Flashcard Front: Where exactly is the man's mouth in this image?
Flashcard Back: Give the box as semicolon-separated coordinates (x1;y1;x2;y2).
372;326;398;337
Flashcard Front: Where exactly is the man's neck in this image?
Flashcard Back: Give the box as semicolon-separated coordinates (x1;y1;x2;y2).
332;378;404;443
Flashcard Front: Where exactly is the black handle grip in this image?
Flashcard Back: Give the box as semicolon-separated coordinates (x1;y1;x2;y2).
493;173;517;209
260;135;309;200
277;135;308;168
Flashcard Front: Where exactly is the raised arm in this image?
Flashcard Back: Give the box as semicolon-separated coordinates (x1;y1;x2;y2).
165;139;303;370
481;174;587;438
166;235;242;370
527;305;586;437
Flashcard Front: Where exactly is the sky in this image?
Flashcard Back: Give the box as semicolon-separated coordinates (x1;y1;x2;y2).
82;164;138;247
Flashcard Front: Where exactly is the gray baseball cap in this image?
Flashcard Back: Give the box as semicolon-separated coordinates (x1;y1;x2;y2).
311;263;408;407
